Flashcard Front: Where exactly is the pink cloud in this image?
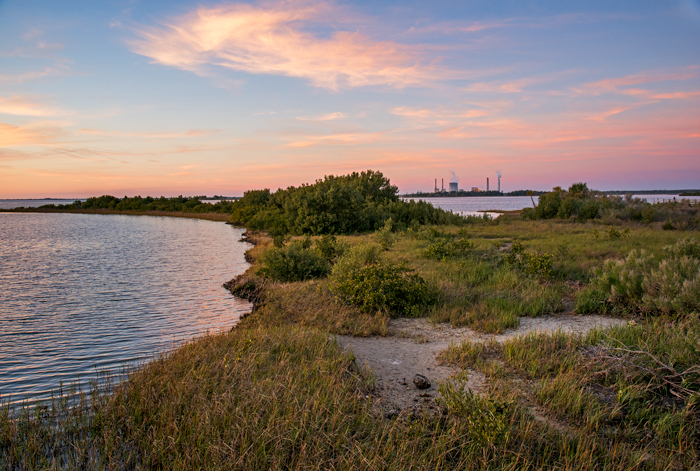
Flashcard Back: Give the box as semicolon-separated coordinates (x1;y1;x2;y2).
130;1;457;90
0;94;68;117
571;71;696;96
286;131;387;148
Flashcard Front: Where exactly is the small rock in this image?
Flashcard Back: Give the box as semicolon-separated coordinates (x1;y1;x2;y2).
413;374;431;390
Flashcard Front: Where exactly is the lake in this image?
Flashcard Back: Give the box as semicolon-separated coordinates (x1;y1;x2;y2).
0;213;252;407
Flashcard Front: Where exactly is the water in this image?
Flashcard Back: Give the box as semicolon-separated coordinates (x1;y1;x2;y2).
0;199;84;210
404;194;700;216
403;196;539;216
0;213;252;406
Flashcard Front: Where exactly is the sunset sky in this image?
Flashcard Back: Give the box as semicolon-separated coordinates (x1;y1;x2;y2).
0;0;699;197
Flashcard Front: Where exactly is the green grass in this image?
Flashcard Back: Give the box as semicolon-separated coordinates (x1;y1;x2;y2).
3;216;699;470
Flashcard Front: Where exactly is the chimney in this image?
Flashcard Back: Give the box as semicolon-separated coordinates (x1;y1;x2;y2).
442;178;444;192
487;178;489;191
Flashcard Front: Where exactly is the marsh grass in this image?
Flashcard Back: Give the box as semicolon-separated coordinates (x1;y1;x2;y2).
6;218;700;470
440;319;700;469
7;323;694;470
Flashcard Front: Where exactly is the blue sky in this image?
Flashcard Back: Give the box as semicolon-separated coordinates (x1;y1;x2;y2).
1;0;698;197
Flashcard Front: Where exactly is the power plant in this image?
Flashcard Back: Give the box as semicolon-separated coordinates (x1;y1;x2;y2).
429;171;503;194
449;171;459;192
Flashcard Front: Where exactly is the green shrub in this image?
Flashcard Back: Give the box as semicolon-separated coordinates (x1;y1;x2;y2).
578;239;700;315
373;218;396;250
329;245;436;316
437;374;512;447
505;242;553;277
259;240;329;282
316;234;348;263
424;238;474;260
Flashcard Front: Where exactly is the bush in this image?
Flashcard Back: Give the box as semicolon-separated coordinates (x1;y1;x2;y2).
258;240;329;282
329;245;436;317
424;238;474;260
373;218;396;250
316;234;348;263
577;239;700;315
505;242;553;277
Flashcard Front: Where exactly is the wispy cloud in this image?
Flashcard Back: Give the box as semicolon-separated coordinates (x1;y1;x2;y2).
0;121;64;146
296;112;346;121
286;131;387;148
0;95;69;117
76;128;221;139
570;71;696;96
129;0;459;90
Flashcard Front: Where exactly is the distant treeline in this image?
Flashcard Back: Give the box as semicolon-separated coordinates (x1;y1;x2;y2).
402;190;546;197
10;170;468;235
603;189;700;195
229;170;466;235
32;195;236;213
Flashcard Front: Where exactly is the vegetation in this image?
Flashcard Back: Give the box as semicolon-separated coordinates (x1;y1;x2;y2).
328;244;436;317
523;183;700;230
228;170;466;235
26;195;237;214
4;178;700;470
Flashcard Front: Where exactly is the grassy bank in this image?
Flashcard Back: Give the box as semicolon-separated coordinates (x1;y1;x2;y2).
0;207;233;221
3;190;700;469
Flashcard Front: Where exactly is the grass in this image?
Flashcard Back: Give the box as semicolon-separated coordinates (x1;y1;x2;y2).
3;215;699;469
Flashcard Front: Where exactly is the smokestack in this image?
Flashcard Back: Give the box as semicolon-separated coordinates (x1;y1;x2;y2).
441;178;444;192
496;170;502;193
435;178;437;192
487;178;489;191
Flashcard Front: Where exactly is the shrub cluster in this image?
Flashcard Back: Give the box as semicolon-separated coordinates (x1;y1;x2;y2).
577;238;700;315
258;236;347;283
505;242;553;277
523;183;700;229
522;183;613;221
424;238;474;260
329;245;436;317
229;170;466;236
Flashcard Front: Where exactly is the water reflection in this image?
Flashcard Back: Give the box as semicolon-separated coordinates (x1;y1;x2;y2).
0;213;252;406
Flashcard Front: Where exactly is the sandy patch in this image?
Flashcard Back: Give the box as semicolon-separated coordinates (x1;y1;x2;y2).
337;315;626;413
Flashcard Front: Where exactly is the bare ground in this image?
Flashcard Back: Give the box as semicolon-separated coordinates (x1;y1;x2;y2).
337;315;626;413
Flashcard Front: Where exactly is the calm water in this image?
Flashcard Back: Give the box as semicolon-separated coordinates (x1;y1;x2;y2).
0;213;252;406
0;199;84;209
405;194;700;215
403;196;539;216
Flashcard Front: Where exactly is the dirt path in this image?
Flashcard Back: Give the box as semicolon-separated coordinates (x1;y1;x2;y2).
337;315;626;413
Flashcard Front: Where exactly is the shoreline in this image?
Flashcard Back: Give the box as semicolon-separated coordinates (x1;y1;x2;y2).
0;207;232;222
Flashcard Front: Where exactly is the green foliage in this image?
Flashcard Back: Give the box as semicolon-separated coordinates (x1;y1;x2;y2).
329;245;436;317
505;242;553;277
437;374;512;447
316;234;348;263
52;194;239;213
228;170;466;235
577;238;700;315
525;183;614;222
258;240;329;282
373;218;396;250
423;238;474;260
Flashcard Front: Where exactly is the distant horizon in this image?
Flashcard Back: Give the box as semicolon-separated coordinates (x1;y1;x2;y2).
1;0;698;198
3;187;700;201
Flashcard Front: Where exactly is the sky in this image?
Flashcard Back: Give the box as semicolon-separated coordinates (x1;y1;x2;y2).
0;0;699;197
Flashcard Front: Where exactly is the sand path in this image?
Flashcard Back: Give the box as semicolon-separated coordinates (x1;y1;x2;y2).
337;315;626;413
